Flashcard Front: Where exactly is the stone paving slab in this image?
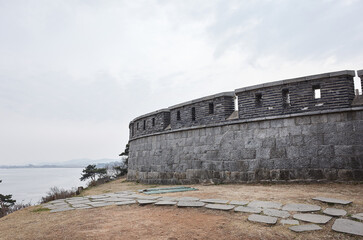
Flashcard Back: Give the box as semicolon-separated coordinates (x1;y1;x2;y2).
205;204;235;211
229;200;249;206
281;219;299;225
89;195;110;199
137;200;157;205
234;206;262;213
263;209;290;218
351;213;363;221
116;200;137;206
332;218;363;236
177;201;205;208
67;200;92;204
71;204;91;208
201;199;229;204
323;208;347;217
282;203;321;212
50;207;75;213
154;201;177;206
293;213;332;224
134;195;161;200
313;197;352;205
159;197;178;201
177;197;200;201
289;224;322;232
248;201;282;209
248;214;277;225
89;202;115;207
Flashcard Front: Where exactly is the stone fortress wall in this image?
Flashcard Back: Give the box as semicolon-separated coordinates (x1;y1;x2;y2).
127;70;363;184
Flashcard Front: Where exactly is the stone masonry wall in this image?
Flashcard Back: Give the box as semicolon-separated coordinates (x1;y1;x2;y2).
235;71;355;120
169;93;235;129
128;108;363;184
130;110;170;138
358;69;363;93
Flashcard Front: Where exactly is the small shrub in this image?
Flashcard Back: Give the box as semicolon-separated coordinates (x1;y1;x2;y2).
0;202;31;218
40;187;77;204
31;207;50;212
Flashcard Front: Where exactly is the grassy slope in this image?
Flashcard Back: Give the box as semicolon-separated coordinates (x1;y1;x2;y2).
1;179;362;240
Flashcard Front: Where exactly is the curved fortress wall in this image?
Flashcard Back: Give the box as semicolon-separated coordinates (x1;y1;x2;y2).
127;70;363;184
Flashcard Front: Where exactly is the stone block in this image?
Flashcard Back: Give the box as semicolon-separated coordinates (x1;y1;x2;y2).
293;213;332;224
289;224;322;232
248;214;277;225
332;219;363;236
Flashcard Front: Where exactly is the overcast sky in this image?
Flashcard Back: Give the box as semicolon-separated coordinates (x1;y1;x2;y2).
1;0;362;165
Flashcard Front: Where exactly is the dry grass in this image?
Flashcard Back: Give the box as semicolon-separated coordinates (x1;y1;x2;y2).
1;179;362;240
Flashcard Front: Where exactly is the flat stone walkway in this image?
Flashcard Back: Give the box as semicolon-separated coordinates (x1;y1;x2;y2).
41;191;362;237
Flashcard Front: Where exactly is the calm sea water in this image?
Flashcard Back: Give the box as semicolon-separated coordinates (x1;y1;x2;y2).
0;168;86;204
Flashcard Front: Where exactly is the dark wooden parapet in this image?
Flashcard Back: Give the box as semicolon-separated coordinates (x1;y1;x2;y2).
168;92;235;130
235;70;356;120
129;109;170;139
358;70;363;93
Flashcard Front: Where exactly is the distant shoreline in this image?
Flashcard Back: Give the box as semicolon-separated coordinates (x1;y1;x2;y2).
0;166;85;169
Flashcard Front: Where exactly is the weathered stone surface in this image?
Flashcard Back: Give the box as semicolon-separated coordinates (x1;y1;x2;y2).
332;219;363;236
137;200;157;205
133;195;160;200
89;195;110;199
323;208;347;217
50;207;75;213
234;206;262;213
313;197;352;205
248;201;282;209
177;201;205;207
159;197;178;201
229;200;249;206
116;200;136;205
281;219;299;225
89;202;115;207
71;204;90;208
201;199;229;204
351;213;363;221
293;213;332;224
263;209;290;218
248;214;277;225
177;197;200;201
154;201;177;206
282;203;321;212
289;224;322;232
205;204;234;211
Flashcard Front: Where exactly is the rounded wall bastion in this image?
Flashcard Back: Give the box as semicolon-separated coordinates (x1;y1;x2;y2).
127;70;363;184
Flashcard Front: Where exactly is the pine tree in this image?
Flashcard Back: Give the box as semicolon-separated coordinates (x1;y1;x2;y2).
0;180;16;218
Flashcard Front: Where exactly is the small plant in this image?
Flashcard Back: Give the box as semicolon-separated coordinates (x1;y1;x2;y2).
40;187;77;204
32;207;50;213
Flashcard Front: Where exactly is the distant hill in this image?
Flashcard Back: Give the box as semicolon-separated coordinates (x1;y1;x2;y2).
0;158;123;169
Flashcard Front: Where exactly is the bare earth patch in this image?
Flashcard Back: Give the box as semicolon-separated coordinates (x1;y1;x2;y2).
1;179;362;240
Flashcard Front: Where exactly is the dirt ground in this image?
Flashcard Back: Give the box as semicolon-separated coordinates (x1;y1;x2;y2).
1;179;362;240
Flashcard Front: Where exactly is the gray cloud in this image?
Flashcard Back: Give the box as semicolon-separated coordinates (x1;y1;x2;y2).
0;0;362;164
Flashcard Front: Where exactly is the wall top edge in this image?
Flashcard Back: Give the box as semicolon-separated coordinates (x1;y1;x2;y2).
168;91;235;110
130;108;170;124
358;69;363;77
234;70;356;94
129;106;363;141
